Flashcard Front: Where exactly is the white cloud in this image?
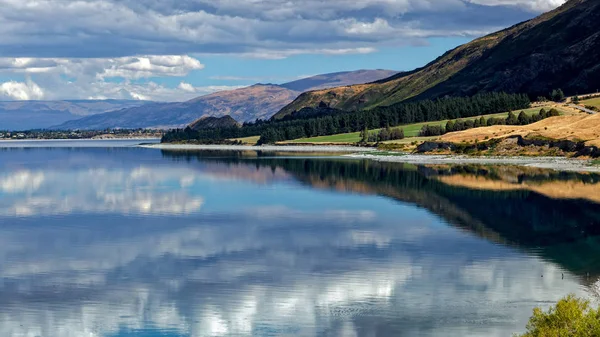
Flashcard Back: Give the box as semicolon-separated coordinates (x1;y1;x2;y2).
0;79;44;100
467;0;565;12
345;18;394;35
97;55;204;80
233;47;378;60
0;0;566;101
0;55;219;101
0;56;204;80
0;0;564;59
178;81;196;93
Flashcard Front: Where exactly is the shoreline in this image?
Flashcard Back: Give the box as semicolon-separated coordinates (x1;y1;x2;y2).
141;143;376;153
143;143;599;172
346;153;600;173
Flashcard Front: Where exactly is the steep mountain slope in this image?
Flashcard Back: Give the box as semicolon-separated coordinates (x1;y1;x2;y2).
0;100;149;130
275;0;600;119
55;70;396;130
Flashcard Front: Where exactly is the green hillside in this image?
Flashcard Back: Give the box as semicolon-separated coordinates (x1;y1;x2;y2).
287;108;543;144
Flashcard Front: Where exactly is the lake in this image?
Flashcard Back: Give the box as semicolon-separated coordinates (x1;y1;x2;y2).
1;140;599;337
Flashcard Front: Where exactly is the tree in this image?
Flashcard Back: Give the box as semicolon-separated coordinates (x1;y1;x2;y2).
517;294;600;337
446;120;456;132
518;111;531;125
548;108;561;117
573;95;580;104
390;128;404;140
551;89;565;102
359;126;369;143
506;111;519;125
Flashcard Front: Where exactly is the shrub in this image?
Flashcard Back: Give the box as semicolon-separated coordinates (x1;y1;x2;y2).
390;128;405;140
516;294;600;337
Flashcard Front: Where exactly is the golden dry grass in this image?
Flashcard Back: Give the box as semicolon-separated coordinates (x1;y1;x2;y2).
231;136;260;145
440;114;600;147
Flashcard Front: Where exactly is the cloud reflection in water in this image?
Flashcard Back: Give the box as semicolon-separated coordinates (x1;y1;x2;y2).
0;151;591;337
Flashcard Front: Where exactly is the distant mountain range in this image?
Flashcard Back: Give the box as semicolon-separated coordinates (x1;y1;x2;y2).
275;0;600;118
0;100;151;130
53;69;397;130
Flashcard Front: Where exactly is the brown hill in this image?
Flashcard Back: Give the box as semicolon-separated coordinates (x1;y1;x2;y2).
275;0;600;119
189;115;240;130
439;113;600;147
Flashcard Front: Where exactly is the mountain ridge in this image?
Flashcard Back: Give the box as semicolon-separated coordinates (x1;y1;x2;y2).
0;100;151;130
273;0;599;119
54;69;397;130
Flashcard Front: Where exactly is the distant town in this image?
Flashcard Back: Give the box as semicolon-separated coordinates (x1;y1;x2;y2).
0;129;163;140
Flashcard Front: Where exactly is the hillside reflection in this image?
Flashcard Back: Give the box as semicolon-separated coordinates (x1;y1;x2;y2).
163;150;600;278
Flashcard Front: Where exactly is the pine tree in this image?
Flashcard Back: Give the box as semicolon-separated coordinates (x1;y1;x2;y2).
518;111;531;125
506;111;518;125
360;126;369;143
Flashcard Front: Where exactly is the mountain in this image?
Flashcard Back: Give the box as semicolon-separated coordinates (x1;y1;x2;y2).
189;115;240;130
274;0;600;119
0;100;150;130
279;69;400;92
54;69;397;130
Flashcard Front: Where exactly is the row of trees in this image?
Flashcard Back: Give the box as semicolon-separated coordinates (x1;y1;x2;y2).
538;88;565;102
255;92;530;144
419;109;560;137
162;92;531;144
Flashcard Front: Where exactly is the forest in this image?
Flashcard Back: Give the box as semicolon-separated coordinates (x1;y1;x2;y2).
161;92;531;144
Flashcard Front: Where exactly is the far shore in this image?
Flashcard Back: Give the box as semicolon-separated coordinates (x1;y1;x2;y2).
143;143;600;172
0;137;160;142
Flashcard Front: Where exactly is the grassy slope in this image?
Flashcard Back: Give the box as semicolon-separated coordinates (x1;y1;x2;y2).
581;97;600;108
274;0;597;119
287;108;543;144
440;113;600;147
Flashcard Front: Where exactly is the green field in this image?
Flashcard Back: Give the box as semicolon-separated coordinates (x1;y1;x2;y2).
287;107;543;144
581;97;600;108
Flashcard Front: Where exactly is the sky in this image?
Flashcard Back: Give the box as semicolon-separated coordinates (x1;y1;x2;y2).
0;0;566;102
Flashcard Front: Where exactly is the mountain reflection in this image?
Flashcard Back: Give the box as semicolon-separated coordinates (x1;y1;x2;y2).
0;148;599;337
163;151;600;277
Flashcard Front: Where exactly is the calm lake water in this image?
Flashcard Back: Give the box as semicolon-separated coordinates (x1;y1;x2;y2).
1;140;599;337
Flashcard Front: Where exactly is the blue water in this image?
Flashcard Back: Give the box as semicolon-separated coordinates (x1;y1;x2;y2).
0;142;596;337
